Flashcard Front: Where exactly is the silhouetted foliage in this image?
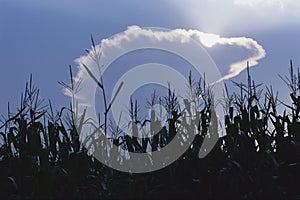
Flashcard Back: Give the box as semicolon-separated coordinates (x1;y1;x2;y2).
1;54;300;199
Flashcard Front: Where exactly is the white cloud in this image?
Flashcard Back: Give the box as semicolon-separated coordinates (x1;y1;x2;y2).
182;29;266;80
99;26;265;81
69;25;266;98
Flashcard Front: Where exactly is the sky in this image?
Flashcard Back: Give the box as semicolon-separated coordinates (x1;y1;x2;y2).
0;0;300;118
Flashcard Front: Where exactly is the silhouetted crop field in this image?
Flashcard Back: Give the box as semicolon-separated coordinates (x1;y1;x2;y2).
1;59;300;199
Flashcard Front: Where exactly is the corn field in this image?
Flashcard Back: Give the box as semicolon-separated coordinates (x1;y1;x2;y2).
1;58;300;199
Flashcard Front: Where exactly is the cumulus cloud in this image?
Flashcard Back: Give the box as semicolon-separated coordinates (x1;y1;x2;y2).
176;29;266;81
77;26;265;81
67;25;266;98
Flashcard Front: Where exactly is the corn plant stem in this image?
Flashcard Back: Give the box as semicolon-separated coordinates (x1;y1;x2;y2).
81;63;108;135
94;60;123;136
100;75;108;135
96;60;108;135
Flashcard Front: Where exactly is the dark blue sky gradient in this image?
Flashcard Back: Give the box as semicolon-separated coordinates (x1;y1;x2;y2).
0;0;299;116
0;0;189;114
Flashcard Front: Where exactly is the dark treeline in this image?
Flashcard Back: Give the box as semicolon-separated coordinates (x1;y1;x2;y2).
1;60;300;200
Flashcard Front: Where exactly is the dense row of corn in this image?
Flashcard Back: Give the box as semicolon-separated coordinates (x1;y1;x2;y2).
1;51;300;199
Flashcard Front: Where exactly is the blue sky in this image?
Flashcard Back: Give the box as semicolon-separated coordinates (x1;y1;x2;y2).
0;0;299;115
